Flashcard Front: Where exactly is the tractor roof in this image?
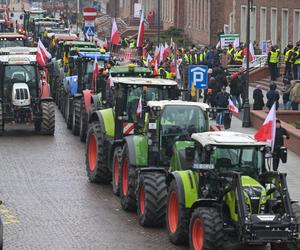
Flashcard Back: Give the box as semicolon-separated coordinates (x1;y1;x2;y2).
78;52;110;60
52;34;79;41
147;100;210;111
63;41;96;47
0;54;36;64
0;47;37;55
110;65;152;74
0;33;26;39
111;77;177;86
191;131;267;147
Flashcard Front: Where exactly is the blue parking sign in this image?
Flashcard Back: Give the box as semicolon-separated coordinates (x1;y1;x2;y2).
188;65;208;89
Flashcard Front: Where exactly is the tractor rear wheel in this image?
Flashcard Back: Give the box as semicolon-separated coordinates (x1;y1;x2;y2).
72;98;81;135
120;144;136;211
85;122;110;183
0;103;4;134
112;147;122;196
189;207;224;250
167;180;190;245
137;172;167;227
80;99;88;142
66;97;73;130
41;101;55;135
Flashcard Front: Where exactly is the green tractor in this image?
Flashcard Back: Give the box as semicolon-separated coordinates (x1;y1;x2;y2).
85;78;180;187
165;131;300;249
117;100;210;227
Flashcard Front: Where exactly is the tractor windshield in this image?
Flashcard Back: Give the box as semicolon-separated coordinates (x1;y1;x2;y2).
1;65;38;99
0;38;25;47
209;146;264;176
160;105;207;164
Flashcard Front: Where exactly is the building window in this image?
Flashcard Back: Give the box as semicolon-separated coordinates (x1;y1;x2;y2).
240;5;247;43
293;10;300;44
282;9;289;48
250;6;256;42
260;7;267;42
271;8;277;45
224;24;230;34
229;13;234;33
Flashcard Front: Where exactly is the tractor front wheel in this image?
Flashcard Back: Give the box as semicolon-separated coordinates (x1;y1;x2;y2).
167;180;190;245
112;147;122;196
72;98;81;135
85;122;110;183
137;172;167;227
120;144;136;211
80;99;88;142
189;207;224;250
40;101;55;135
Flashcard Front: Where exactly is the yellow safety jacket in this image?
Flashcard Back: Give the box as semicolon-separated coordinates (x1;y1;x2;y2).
269;51;278;64
227;48;234;56
166;71;172;79
234;51;243;62
284;49;294;63
276;49;281;63
130;41;135;48
294;51;300;65
184;54;190;64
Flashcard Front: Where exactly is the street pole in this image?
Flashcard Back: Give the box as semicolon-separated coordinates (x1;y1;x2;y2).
157;0;160;46
242;0;252;128
76;0;80;33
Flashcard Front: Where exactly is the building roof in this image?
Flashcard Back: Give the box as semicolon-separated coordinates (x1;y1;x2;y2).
191;131;267;147
147;100;210;111
111;77;178;86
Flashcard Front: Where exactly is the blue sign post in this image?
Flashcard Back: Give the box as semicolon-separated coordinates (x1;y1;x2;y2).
188;65;208;89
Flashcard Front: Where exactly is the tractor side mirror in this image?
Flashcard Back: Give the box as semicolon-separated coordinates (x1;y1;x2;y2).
279;147;288;163
185;146;195;162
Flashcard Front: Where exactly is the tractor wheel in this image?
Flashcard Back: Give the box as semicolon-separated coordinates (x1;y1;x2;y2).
189;207;224;250
72;98;81;135
120;144;136;211
66;98;73;129
167;180;190;245
137;172;167;227
85;122;110;183
0;103;4;134
80;99;88;142
282;203;300;250
112;147;122;196
41;101;55;135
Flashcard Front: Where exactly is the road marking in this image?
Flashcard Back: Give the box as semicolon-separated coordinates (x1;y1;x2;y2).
0;204;19;225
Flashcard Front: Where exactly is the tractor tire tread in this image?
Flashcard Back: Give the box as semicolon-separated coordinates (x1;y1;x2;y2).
41;101;55;135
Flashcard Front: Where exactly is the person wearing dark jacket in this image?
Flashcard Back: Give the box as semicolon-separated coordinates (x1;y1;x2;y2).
215;86;229;125
273;120;289;171
266;83;280;110
253;85;264;110
230;72;242;109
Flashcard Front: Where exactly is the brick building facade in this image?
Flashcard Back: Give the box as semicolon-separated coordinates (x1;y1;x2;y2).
111;0;300;48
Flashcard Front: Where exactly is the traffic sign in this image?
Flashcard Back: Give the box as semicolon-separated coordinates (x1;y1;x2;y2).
84;21;95;37
83;7;97;21
188;65;208;89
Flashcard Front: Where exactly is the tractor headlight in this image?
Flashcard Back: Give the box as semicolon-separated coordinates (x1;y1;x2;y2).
152;106;161;111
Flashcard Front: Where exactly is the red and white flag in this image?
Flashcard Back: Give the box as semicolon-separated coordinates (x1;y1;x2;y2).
137;11;145;48
163;42;171;61
249;42;255;62
146;54;152;67
91;56;99;91
103;38;109;49
254;103;276;149
159;44;165;63
111;18;120;45
153;59;158;75
229;98;240;114
136;96;142;118
36;39;52;66
107;73;114;87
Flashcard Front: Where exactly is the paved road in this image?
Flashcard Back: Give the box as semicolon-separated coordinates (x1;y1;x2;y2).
0;109;185;250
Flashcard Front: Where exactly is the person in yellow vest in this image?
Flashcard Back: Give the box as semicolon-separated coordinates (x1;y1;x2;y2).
234;47;243;65
284;44;294;76
158;63;167;79
130;39;135;49
274;45;281;78
49;35;57;57
268;46;278;81
293;47;300;80
227;44;235;64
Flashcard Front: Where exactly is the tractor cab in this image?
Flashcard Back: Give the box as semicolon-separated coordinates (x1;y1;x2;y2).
0;33;29;47
109;64;152;78
23;9;47;35
167;131;299;249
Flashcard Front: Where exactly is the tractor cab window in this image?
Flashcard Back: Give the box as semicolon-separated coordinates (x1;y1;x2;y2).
159;106;207;164
209;146;264;176
0;38;25;47
2;65;37;99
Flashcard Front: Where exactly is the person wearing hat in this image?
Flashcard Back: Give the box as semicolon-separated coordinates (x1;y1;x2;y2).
273;119;289;171
252;84;264;110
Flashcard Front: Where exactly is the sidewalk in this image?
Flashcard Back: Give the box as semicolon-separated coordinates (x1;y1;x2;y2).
224;115;300;201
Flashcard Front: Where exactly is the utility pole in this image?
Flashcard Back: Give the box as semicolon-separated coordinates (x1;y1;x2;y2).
242;0;253;128
76;0;80;33
157;0;160;46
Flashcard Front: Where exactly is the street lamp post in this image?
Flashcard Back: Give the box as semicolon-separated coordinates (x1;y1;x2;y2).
157;0;160;46
242;0;253;128
76;0;80;33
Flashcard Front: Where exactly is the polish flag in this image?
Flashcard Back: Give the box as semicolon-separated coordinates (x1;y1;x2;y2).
163;42;171;61
111;18;120;45
146;54;152;67
249;42;255;62
107;73;114;87
103;38;109;49
229;98;240;114
91;56;99;92
159;44;165;63
153;60;158;75
254;103;276;149
36;39;52;66
137;11;145;48
243;47;254;62
155;46;160;64
136;96;142;118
